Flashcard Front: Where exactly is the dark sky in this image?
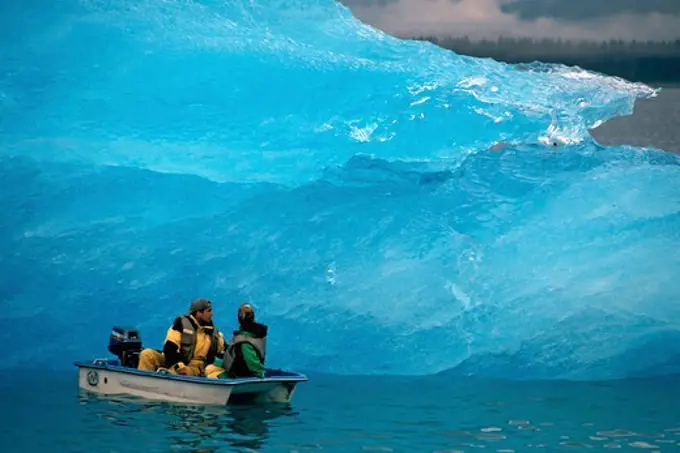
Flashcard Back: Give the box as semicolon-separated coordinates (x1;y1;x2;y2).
340;0;680;41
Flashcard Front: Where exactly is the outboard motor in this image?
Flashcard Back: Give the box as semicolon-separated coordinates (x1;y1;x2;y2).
108;326;143;368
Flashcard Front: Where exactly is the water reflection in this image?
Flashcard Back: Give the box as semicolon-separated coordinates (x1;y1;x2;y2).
71;375;680;453
78;391;298;452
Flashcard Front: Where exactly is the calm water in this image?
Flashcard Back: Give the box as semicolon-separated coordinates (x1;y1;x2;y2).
2;370;680;452
591;86;680;154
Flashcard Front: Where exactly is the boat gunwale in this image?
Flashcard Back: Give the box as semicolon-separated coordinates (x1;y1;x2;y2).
74;360;308;387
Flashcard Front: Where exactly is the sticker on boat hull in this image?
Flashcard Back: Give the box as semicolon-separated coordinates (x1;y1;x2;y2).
87;370;99;386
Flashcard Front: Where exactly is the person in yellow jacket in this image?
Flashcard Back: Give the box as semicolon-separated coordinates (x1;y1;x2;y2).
206;302;267;379
137;298;225;376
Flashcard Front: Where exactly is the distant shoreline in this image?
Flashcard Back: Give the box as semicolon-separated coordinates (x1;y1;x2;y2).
408;36;680;85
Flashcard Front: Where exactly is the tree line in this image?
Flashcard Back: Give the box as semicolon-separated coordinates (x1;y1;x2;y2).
407;36;680;85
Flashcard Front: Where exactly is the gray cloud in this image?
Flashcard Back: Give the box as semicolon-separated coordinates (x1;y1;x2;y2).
500;0;680;22
339;0;680;41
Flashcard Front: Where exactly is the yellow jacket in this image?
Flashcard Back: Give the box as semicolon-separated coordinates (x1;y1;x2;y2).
162;315;225;373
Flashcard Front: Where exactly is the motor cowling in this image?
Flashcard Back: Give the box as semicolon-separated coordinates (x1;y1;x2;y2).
108;326;143;368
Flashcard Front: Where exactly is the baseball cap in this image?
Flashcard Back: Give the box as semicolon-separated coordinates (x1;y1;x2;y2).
188;298;212;314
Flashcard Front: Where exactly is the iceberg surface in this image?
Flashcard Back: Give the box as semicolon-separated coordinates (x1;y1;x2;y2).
2;0;680;379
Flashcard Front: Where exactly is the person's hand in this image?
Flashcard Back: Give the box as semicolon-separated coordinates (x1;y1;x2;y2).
173;363;188;375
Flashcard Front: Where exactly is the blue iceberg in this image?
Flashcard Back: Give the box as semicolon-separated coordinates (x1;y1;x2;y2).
2;0;680;380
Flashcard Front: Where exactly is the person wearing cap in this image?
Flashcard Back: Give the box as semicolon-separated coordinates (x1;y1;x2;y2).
137;298;225;376
206;302;268;379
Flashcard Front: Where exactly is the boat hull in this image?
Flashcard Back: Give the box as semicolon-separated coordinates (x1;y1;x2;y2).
75;359;306;405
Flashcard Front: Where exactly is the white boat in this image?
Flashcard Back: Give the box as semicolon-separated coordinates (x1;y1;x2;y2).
74;325;307;405
75;359;308;405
